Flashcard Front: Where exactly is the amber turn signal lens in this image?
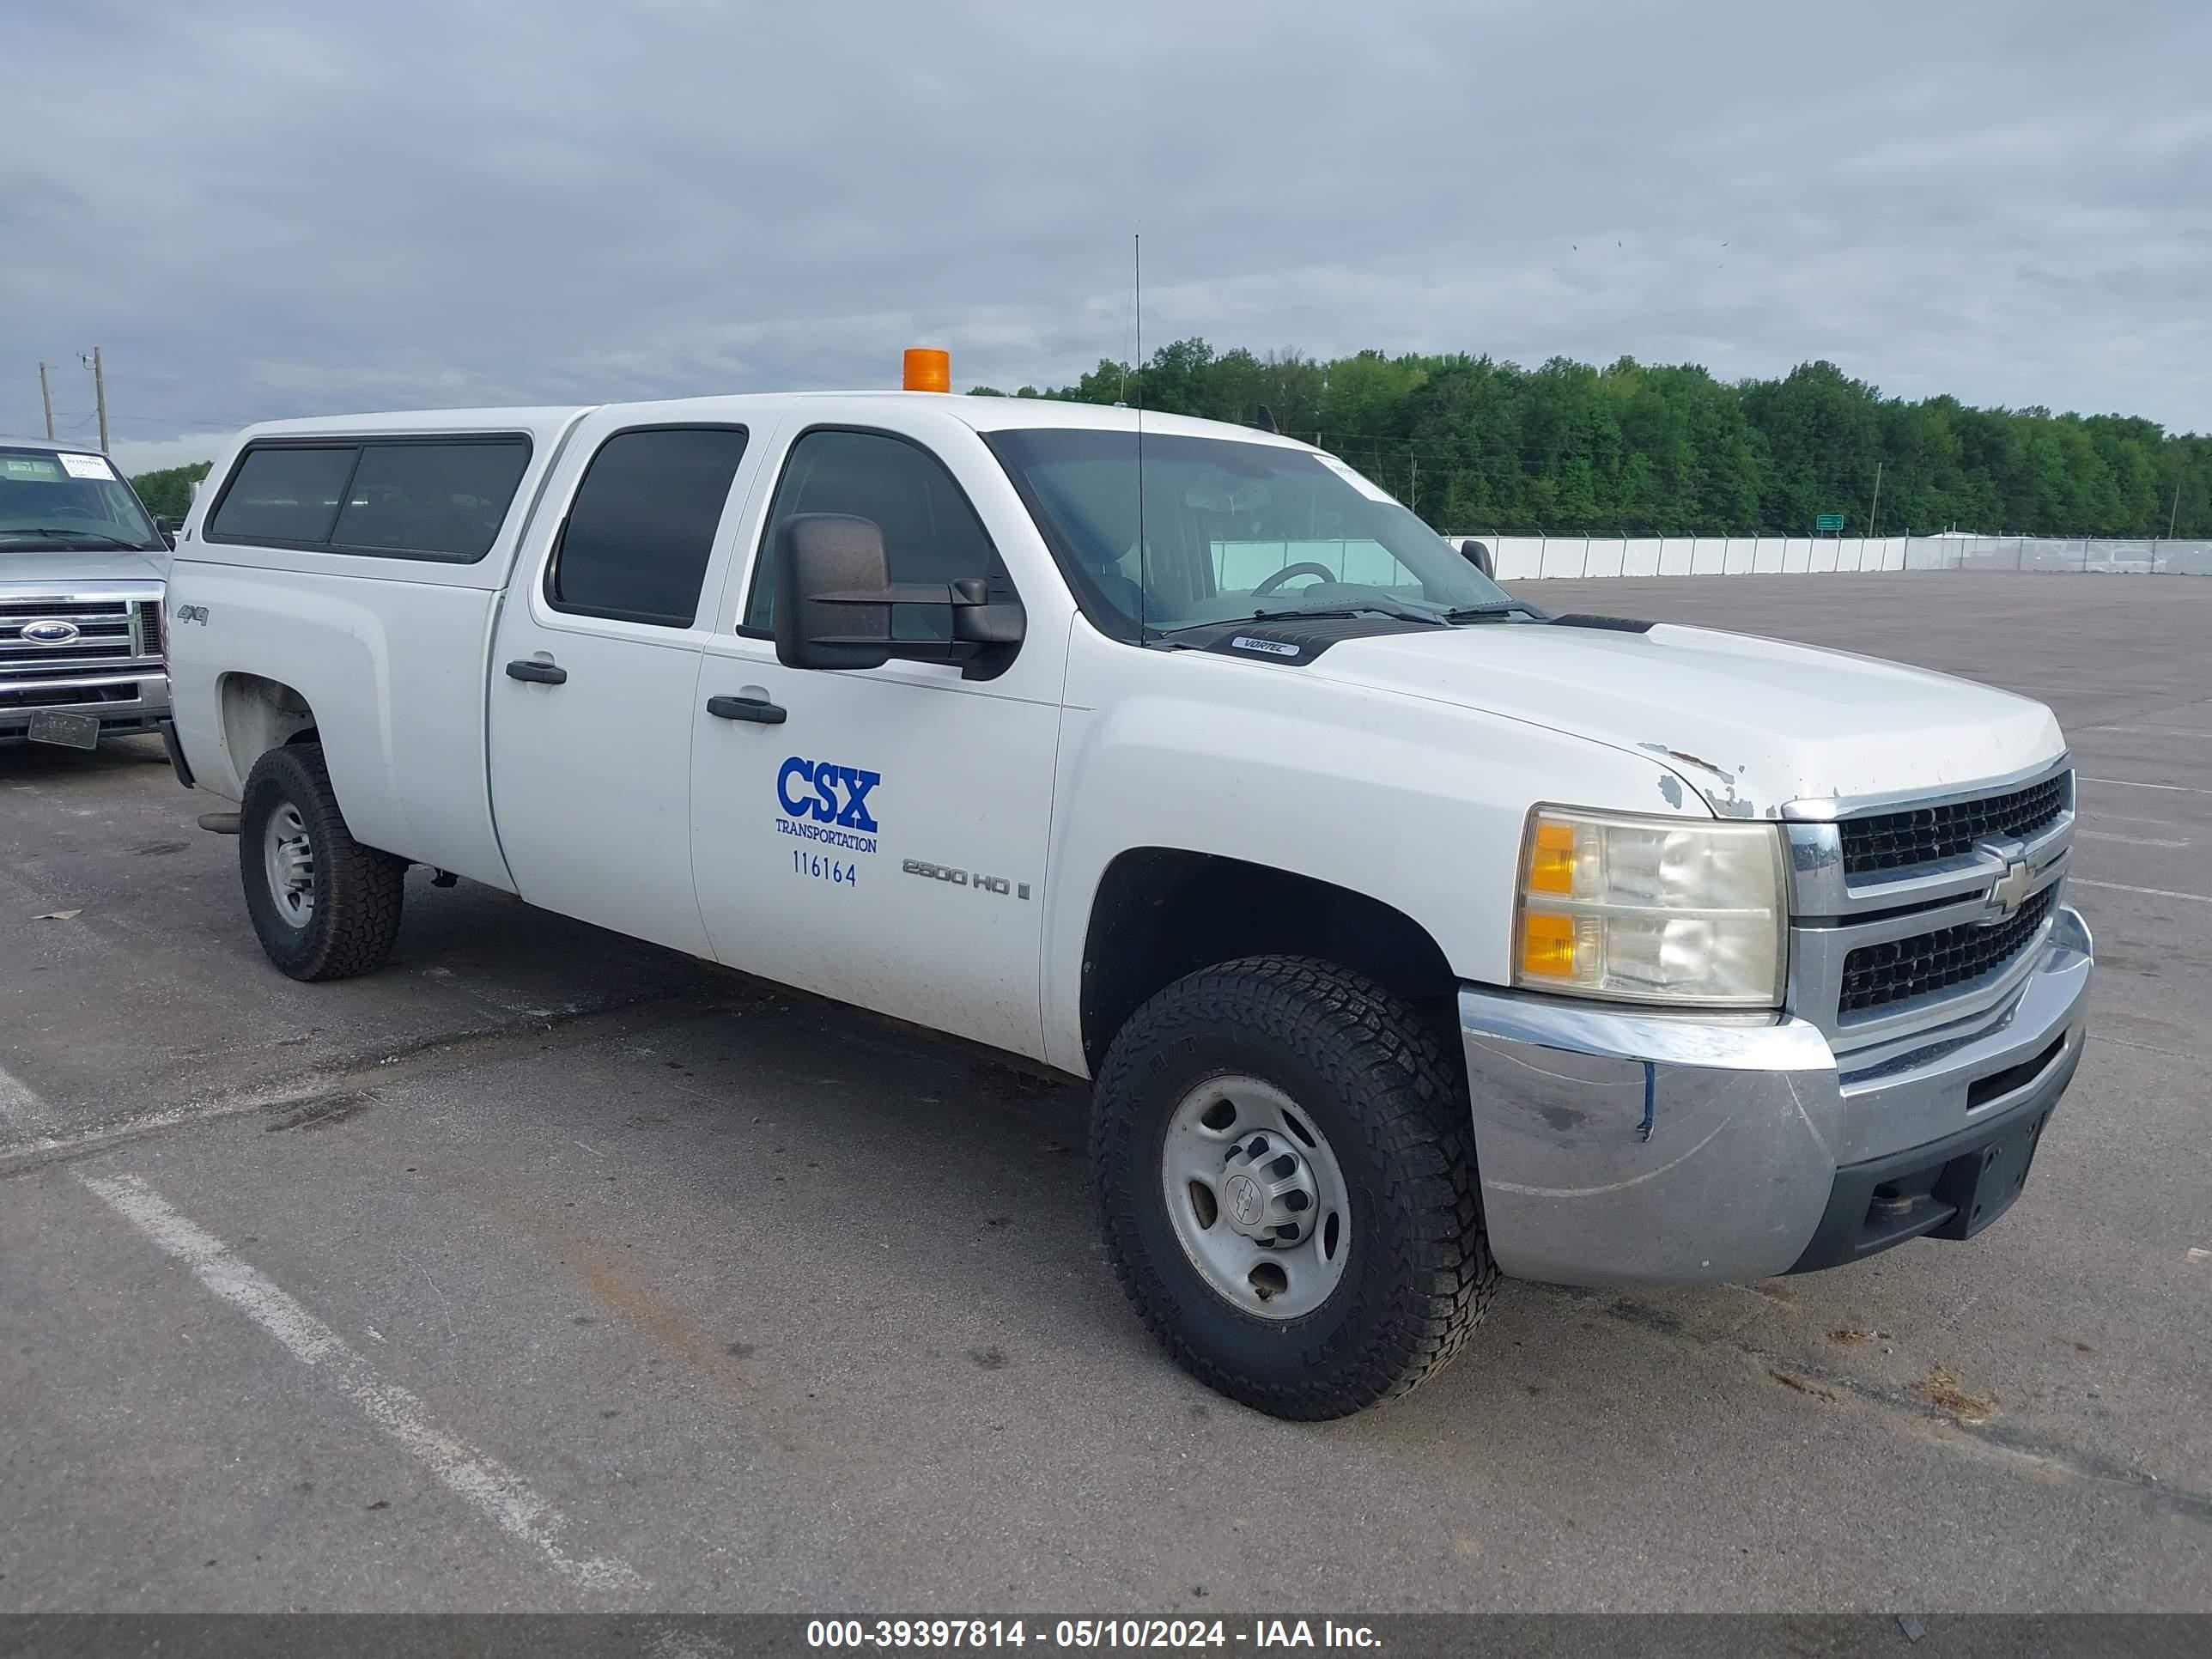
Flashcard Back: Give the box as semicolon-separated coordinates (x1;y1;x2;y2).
1520;911;1577;978
902;348;952;393
1528;820;1577;893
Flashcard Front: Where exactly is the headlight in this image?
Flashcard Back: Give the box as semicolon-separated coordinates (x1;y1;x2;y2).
1513;805;1787;1007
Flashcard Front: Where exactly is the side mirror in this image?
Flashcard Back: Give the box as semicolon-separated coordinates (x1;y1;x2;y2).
774;513;1026;674
775;513;894;670
1459;538;1494;579
154;517;177;550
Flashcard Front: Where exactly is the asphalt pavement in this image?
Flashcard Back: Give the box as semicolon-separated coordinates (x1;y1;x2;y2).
3;572;2207;1613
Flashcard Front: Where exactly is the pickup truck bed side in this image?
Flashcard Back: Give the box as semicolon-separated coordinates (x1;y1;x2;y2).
169;408;586;888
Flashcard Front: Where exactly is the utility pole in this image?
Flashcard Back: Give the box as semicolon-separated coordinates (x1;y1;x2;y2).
1409;447;1419;514
2171;483;2183;540
91;346;110;453
38;362;55;440
1867;460;1883;538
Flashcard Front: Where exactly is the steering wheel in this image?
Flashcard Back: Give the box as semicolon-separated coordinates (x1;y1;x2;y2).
1250;562;1340;597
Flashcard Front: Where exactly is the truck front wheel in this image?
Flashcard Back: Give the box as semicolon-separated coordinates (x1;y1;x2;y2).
1091;956;1498;1419
239;743;405;981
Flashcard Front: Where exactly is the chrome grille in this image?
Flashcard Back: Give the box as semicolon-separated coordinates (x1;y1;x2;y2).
1839;887;2058;1014
1785;760;2075;1048
1839;776;2068;874
0;595;164;684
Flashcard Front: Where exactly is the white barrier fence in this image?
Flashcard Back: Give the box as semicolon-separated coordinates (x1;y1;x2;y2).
1450;534;2212;580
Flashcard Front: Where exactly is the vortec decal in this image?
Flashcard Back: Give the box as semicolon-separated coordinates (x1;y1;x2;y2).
775;757;881;854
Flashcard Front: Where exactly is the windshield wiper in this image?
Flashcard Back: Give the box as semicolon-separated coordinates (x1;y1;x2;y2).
1273;598;1443;626
1440;600;1547;623
1156;594;1525;638
0;527;148;551
1221;597;1448;629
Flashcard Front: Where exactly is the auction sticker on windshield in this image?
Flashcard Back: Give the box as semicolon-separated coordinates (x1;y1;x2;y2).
3;457;64;480
58;453;116;481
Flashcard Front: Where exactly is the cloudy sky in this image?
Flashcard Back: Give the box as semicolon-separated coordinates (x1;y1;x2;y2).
9;0;2208;472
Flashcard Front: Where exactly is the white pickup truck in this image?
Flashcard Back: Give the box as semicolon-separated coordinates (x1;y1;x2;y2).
162;368;2091;1419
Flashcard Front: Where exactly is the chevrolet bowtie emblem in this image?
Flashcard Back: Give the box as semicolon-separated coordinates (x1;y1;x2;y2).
1987;857;2034;919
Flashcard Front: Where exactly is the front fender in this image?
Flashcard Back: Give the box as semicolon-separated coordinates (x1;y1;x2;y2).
1038;629;1707;1075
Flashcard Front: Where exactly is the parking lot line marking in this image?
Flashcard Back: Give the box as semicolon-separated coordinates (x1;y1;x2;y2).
0;1066;42;1129
2090;1031;2209;1065
2071;878;2212;906
2082;810;2191;829
2078;830;2191;848
2081;776;2212;796
76;1170;647;1596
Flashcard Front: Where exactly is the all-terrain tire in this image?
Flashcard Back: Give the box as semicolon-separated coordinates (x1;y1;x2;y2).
1092;955;1498;1419
239;742;406;981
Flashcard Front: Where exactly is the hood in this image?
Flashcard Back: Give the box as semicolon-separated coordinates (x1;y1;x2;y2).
0;547;168;586
1310;619;2063;817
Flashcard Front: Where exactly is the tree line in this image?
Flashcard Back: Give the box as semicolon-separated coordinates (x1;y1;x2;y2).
128;460;212;523
123;348;2211;538
973;343;2211;538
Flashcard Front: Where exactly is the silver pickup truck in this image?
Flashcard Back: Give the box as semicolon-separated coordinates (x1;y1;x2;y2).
1;439;171;749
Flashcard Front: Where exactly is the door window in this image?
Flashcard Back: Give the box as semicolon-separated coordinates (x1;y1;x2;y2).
549;426;749;627
743;428;1003;639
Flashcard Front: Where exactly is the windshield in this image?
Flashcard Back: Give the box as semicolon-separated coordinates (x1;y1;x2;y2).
0;448;164;551
984;428;1513;638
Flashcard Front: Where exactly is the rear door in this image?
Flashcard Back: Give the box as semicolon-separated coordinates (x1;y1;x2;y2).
489;417;763;956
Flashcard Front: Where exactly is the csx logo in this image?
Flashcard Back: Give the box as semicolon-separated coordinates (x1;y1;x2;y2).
776;757;881;832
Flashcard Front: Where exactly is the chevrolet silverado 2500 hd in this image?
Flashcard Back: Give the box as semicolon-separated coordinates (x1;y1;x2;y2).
161;369;2091;1419
2;440;170;747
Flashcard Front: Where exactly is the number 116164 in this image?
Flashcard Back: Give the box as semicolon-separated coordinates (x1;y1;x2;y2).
793;850;859;887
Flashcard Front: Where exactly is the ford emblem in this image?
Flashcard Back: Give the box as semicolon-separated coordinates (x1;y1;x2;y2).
21;619;81;646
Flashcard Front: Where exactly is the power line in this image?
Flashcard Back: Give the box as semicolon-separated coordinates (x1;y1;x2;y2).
76;410;266;429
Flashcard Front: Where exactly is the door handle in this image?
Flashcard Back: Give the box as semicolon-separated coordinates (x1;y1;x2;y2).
505;659;568;685
706;694;787;725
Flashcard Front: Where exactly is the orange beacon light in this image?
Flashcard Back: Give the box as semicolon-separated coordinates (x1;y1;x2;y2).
902;348;952;392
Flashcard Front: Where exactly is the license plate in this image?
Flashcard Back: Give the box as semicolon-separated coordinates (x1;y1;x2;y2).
27;709;102;750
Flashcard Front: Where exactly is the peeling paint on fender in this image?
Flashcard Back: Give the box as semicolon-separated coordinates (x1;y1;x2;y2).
1640;743;1759;817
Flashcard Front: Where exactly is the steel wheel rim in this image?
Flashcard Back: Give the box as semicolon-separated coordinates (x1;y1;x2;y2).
262;800;315;927
1160;1073;1352;1321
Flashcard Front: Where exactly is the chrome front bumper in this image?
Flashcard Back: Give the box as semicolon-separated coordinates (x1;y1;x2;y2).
0;673;173;743
1459;906;2093;1285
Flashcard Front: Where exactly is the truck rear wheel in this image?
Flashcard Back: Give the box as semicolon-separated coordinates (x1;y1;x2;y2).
238;743;405;981
1091;956;1498;1419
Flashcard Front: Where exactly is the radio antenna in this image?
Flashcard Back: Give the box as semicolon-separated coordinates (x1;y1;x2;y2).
1133;232;1147;641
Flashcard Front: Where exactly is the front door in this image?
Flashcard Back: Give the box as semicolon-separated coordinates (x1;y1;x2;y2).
690;423;1064;1058
490;421;758;957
